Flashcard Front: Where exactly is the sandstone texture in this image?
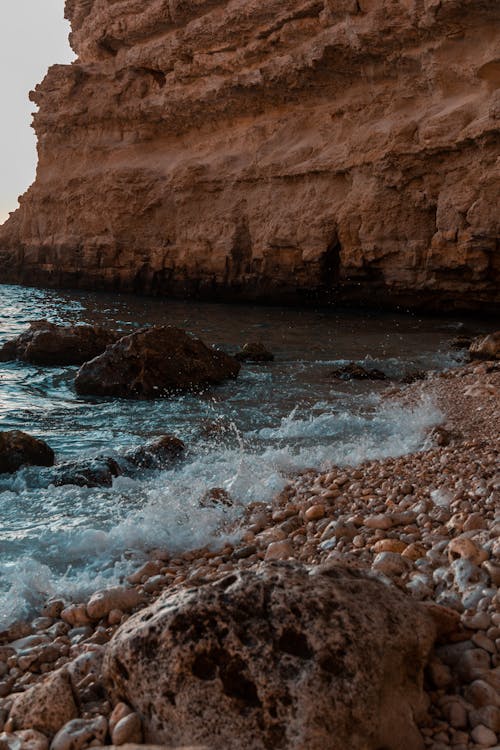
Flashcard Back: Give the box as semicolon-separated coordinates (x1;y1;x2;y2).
0;321;118;367
0;431;54;474
74;325;239;398
103;561;435;750
0;1;498;311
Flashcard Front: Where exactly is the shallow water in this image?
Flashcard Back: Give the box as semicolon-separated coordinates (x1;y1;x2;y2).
0;283;491;625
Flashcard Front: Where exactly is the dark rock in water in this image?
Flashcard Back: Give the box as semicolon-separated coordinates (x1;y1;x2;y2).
0;320;118;366
40;456;123;488
449;335;474;350
123;435;186;469
103;561;436;750
469;331;500;360
74;326;240;399
36;435;186;488
235;342;274;362
329;362;387;381
0;431;55;474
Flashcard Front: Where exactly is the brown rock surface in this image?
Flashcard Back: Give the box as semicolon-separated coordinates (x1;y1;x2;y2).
0;1;498;311
469;330;500;360
8;669;78;735
103;561;435;750
74;325;240;398
0;431;55;474
0;321;118;366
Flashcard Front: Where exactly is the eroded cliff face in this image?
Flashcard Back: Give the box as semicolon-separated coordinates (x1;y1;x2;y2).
0;0;499;310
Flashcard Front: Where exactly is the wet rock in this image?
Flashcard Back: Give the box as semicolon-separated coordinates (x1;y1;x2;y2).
8;669;77;735
469;332;500;360
74;326;240;399
39;456;122;488
449;335;474;350
329;363;387;381
0;431;54;474
103;561;436;750
35;435;185;489
123;435;185;469
234;343;274;363
0;320;118;366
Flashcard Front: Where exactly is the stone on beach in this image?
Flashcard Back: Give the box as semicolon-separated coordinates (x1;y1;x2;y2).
103;561;435;750
0;321;118;366
50;716;107;750
0;431;54;474
86;587;144;621
8;669;77;735
74;326;240;399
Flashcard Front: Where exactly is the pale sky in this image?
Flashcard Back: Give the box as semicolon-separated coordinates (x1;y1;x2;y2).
0;1;75;225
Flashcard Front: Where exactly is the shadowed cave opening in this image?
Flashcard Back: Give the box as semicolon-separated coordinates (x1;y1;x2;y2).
321;235;341;289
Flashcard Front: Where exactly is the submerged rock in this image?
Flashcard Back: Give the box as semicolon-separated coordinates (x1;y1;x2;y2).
0;320;118;366
74;326;240;399
38;456;123;488
103;561;436;750
0;431;54;474
35;435;185;488
235;342;274;363
124;435;185;469
469;331;500;360
329;363;387;381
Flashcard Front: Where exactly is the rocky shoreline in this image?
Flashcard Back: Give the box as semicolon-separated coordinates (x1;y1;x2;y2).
0;358;499;749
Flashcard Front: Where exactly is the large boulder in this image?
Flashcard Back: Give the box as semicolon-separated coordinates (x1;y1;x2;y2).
0;320;118;366
74;326;240;399
0;431;54;474
103;561;436;750
469;331;500;360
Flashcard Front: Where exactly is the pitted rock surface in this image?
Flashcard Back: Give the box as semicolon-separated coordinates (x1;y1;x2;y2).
0;1;498;312
103;561;436;750
74;326;240;398
8;669;78;735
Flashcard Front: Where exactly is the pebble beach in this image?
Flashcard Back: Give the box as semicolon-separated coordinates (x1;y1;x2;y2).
0;357;498;748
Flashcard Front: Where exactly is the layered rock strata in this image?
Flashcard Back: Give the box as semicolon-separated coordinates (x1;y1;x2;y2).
0;0;499;310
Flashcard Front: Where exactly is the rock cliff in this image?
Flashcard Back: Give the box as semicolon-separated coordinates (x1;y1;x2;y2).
0;0;499;310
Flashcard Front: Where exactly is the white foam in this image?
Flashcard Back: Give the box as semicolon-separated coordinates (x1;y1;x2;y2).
0;396;442;627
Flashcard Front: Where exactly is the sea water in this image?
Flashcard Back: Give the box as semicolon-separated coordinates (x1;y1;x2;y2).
0;283;489;626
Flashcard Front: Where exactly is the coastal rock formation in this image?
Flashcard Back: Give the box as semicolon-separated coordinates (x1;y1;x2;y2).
0;0;499;311
0;321;118;367
74;325;240;398
0;431;54;474
103;561;436;750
